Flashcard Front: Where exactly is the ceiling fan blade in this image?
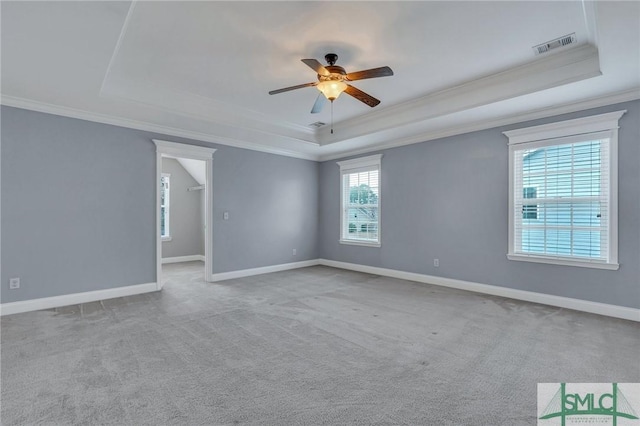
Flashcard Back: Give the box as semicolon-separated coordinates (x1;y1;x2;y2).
344;84;381;107
310;93;326;114
346;66;394;81
301;59;330;76
268;82;317;95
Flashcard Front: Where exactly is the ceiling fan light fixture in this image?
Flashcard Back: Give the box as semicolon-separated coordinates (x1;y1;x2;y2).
317;80;347;101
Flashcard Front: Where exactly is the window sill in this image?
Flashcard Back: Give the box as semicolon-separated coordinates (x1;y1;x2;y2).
507;253;619;270
162;236;172;242
339;239;381;248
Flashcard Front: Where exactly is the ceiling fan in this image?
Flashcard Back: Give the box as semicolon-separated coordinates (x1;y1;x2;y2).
268;53;393;114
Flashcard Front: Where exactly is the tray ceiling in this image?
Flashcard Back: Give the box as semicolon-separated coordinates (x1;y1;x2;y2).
2;1;639;160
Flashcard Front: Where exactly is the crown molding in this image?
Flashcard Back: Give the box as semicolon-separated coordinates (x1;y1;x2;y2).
317;44;602;145
0;95;320;161
3;86;638;165
317;87;640;161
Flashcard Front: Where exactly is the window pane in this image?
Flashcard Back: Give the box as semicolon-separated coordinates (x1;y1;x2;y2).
522;187;537;219
161;207;166;236
572;231;601;258
160;175;170;237
341;161;380;243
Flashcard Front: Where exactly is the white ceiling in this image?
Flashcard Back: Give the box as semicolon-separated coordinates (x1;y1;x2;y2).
176;158;205;186
2;1;639;161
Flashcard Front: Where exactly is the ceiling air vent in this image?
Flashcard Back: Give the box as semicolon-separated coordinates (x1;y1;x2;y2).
533;33;576;55
309;121;326;128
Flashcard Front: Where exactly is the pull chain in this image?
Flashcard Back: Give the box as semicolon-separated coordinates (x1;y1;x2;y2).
331;100;334;134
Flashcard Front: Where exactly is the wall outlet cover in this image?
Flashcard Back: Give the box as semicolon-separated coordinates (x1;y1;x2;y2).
9;277;20;289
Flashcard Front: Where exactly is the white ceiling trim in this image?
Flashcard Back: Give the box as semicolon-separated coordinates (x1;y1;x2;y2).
317;87;640;161
0;95;318;161
3;87;637;164
317;44;602;145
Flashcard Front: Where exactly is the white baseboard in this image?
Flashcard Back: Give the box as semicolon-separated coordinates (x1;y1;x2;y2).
5;259;635;321
0;282;158;316
162;255;205;264
318;259;640;322
210;259;320;282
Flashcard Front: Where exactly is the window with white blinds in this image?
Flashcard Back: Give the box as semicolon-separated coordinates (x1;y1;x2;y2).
160;173;171;240
504;111;624;270
337;155;382;246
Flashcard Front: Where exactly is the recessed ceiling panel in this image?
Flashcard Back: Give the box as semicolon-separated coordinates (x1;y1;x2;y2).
103;1;590;128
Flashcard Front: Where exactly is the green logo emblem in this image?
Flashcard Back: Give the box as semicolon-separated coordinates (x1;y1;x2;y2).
538;383;639;425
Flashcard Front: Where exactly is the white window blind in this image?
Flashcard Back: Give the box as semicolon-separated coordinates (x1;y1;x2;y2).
513;136;609;262
504;110;624;270
337;155;382;246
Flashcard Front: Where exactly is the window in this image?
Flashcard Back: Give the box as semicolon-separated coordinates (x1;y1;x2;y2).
337;155;382;247
522;187;537;219
161;173;171;241
504;110;625;270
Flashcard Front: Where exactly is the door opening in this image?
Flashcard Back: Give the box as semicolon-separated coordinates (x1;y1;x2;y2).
154;140;216;290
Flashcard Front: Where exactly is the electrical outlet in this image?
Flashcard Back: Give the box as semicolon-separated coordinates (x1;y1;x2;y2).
9;277;20;290
223;211;229;220
433;259;439;267
292;249;297;256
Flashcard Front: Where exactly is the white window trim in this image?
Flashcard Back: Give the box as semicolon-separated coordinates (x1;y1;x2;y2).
337;154;382;247
504;110;625;270
161;172;171;241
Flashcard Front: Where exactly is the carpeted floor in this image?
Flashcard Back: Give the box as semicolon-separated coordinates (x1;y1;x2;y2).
1;262;638;425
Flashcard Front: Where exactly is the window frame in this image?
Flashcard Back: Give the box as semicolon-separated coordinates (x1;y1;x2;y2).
337;154;382;247
504;110;625;270
160;172;171;241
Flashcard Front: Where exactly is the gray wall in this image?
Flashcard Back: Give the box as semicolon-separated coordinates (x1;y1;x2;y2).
161;158;203;259
210;146;319;274
1;106;319;303
3;101;636;308
1;107;156;303
319;100;640;309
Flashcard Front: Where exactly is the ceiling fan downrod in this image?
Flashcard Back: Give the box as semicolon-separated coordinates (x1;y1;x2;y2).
325;53;339;66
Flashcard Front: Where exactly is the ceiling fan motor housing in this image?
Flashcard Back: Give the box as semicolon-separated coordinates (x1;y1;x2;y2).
319;66;347;82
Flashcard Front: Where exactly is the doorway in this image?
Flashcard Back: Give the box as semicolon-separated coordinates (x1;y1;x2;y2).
154;140;216;290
